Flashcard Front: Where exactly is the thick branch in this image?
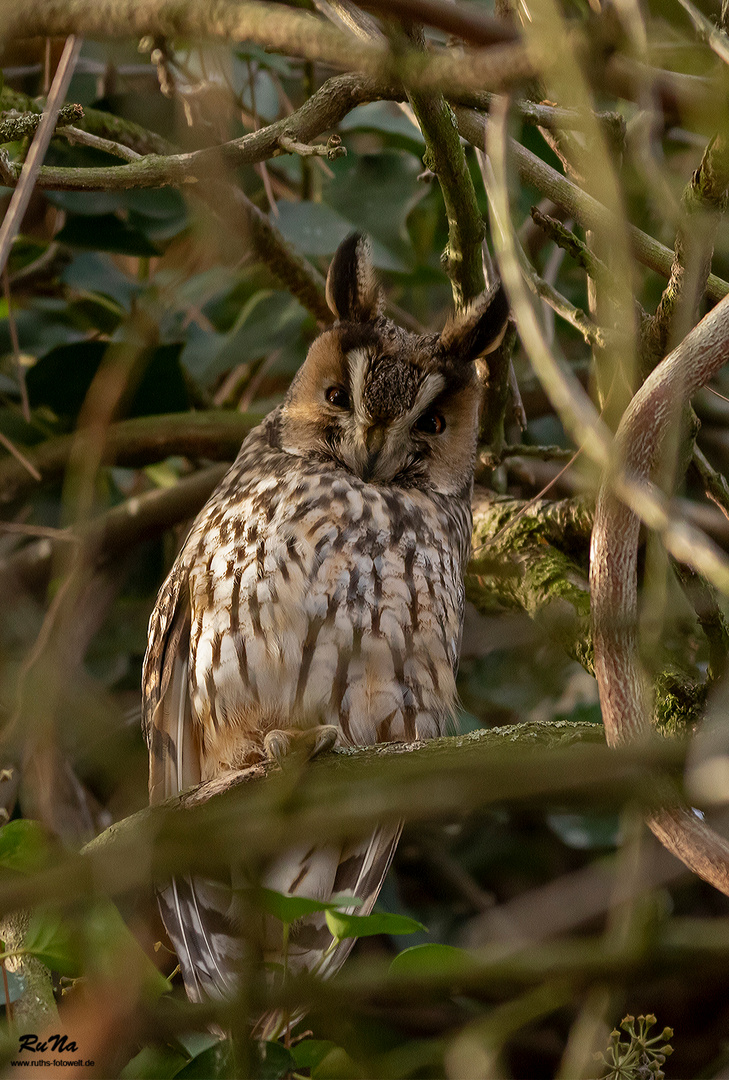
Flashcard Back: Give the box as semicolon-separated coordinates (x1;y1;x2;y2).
0;725;695;917
591;288;729;894
0;410;256;505
0;2;534;101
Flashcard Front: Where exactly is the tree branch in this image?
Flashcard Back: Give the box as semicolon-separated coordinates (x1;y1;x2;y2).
0;1;534;100
0;410;256;505
454;105;729;304
591;281;729;894
643;132;729;367
0;723;694;918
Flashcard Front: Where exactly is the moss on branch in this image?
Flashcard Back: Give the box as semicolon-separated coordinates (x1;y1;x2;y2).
467;489;594;672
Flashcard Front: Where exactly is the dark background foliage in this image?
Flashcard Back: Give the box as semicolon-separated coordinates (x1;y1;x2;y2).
1;5;729;1077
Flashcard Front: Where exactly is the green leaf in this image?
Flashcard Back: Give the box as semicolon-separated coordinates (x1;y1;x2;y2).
176;1040;234;1079
339;102;425;150
24;909;81;977
388;943;474;978
120;1045;189;1079
61;252;140;308
84;899;172;998
546;811;620;850
67;290;126;335
291;1039;338;1070
275;201;406;271
257;888;362;924
255;1040;296;1080
325;909;426;940
26;340;188;420
203;290;308;381
322;151;425;269
234;43;294;77
56;213;161;257
0;820;51;874
47;191;125;216
311;1047;363;1079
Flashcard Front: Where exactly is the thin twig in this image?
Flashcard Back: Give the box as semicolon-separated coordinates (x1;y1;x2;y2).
60;125;142;161
0;431;41;482
676;0;729;67
693;445;729;523
0;102;83;144
0;35;82;279
278;133;346;159
0;522;77;541
2;267;30;422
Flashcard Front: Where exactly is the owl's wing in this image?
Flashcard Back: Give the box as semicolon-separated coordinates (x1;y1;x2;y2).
143;566;202;804
144;567;235;1003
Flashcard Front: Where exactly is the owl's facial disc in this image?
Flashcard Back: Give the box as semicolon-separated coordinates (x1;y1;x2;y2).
279;328;481;494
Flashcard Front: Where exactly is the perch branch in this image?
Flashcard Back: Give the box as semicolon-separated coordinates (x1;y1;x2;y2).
0;725;690;917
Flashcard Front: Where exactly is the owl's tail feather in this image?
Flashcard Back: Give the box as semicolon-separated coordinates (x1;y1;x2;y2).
157;824;402;1035
253;823;402;1041
157;874;242;1004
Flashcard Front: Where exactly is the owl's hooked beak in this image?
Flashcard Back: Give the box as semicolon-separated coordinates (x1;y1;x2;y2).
362;424;386;480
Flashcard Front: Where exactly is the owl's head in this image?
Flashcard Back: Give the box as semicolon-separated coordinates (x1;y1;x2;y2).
279;234;509;495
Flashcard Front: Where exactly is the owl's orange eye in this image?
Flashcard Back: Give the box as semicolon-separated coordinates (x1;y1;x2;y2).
415;410;446;435
326;386;350;409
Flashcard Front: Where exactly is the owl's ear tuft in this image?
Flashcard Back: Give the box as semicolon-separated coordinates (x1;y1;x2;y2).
439;281;510;364
326;233;383;322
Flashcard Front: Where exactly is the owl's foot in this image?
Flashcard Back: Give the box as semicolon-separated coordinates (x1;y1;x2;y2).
263;725;339;767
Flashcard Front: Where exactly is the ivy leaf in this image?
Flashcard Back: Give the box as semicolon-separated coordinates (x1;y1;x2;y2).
24;909;80;978
291;1040;338;1070
257;888;362;924
56;213;161;257
0;820;51;874
324;909;426;940
120;1045;189;1079
176;1040;234;1079
388;943;474;978
255;1041;296;1080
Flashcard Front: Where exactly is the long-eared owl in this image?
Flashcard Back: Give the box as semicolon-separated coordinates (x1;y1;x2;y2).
142;234;509;1022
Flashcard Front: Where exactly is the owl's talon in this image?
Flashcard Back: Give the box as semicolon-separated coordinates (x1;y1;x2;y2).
311;725;339;758
264;730;293;766
263;725;339;767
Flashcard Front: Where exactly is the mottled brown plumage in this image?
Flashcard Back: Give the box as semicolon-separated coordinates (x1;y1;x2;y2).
142;233;509;1024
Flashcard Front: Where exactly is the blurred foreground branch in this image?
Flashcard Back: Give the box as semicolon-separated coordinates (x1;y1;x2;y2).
0;722;695;919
